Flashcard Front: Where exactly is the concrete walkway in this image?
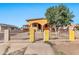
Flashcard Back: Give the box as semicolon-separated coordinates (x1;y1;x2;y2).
0;42;55;55
24;43;54;55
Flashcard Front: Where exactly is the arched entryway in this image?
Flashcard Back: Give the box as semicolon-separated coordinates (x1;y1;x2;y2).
32;23;42;31
43;23;49;30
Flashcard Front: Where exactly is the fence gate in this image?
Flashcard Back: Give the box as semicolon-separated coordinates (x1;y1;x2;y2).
35;31;43;42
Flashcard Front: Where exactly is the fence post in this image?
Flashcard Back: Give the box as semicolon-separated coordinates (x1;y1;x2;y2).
29;28;35;43
4;29;10;42
69;26;75;42
44;29;49;42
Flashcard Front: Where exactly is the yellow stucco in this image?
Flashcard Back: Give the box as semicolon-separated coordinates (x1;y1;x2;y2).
27;18;48;31
29;27;35;42
28;18;47;26
69;30;75;42
44;29;49;42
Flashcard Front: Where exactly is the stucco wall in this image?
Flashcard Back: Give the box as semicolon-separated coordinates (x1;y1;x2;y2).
28;19;48;27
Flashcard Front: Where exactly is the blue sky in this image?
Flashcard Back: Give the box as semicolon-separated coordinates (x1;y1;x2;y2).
0;3;79;27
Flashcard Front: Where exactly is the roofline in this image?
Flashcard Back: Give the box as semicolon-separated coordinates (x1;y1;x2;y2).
0;23;18;28
26;18;47;22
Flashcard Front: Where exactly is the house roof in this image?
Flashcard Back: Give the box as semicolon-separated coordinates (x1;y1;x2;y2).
0;23;18;28
26;18;47;22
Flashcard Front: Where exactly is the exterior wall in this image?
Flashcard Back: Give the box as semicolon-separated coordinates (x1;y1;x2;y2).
0;26;18;32
27;19;48;31
28;19;48;27
0;26;7;32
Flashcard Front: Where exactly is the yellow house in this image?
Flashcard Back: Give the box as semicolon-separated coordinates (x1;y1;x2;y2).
26;18;49;31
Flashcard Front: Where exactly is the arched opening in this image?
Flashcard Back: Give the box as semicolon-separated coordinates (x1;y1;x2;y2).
32;23;42;31
43;24;49;30
38;24;41;30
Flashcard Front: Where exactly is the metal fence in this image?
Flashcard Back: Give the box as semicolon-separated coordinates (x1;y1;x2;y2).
10;31;29;40
75;30;79;39
0;29;79;42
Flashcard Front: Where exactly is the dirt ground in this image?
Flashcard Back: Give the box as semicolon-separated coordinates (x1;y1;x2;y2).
0;32;79;55
49;39;79;55
0;39;79;55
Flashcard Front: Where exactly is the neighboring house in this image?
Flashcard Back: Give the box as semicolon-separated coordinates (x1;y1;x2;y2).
0;23;19;32
25;18;49;32
21;25;29;32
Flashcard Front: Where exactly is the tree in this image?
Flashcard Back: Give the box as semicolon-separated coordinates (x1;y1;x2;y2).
45;4;74;32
